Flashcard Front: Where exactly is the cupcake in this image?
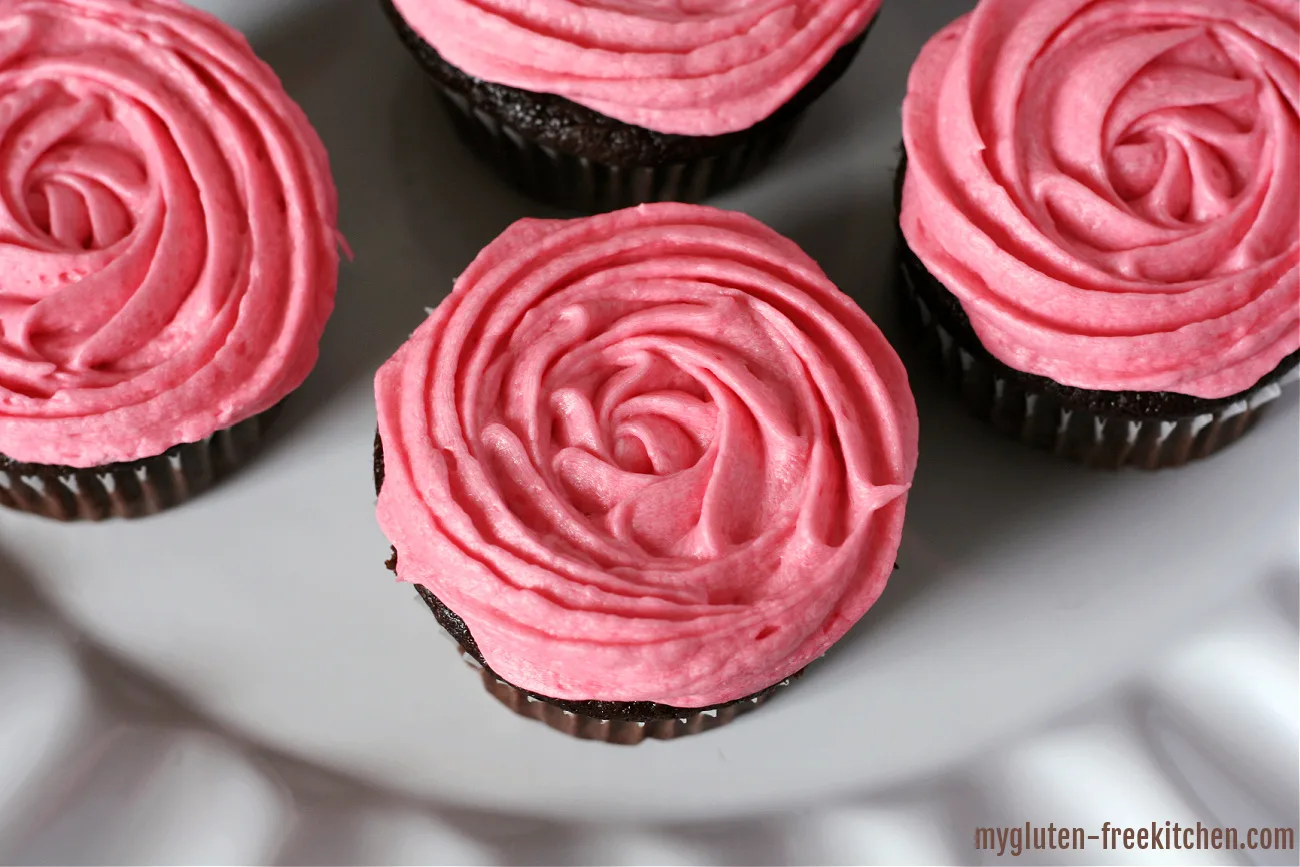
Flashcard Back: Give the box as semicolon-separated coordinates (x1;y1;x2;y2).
381;0;881;212
0;0;341;521
374;203;918;743
897;0;1299;470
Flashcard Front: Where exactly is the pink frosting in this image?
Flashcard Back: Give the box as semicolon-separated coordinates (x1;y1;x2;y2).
390;0;881;137
901;0;1299;399
0;0;340;467
375;204;918;707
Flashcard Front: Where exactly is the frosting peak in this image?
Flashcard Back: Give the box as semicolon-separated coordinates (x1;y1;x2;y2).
0;0;339;467
375;204;918;707
390;0;882;136
901;0;1299;399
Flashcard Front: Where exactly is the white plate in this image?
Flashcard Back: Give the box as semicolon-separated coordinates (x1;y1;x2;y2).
1;1;1296;863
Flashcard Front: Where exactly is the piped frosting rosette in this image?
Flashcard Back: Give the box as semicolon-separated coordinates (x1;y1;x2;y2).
901;0;1299;399
375;204;918;707
0;0;339;467
389;0;883;136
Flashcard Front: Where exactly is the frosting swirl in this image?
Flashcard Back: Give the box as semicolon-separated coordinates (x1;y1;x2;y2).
0;0;339;467
390;0;882;136
901;0;1299;399
375;204;918;707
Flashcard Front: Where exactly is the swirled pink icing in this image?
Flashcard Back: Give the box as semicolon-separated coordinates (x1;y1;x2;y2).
901;0;1299;399
390;0;882;137
0;0;340;467
375;204;918;707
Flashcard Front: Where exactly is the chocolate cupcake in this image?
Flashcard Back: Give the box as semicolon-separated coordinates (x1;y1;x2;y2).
381;0;880;212
374;203;918;742
0;0;341;520
895;0;1299;470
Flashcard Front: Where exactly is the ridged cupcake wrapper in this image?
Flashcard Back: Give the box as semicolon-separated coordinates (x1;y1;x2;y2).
450;645;781;745
410;581;793;745
0;403;283;521
434;87;805;213
896;265;1290;470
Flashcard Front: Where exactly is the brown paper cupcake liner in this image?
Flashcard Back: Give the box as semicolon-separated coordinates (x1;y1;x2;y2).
895;256;1294;469
431;87;808;213
0;403;283;521
463;645;782;745
381;0;868;212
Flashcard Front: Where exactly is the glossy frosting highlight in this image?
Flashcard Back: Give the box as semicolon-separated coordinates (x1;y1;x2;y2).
901;0;1299;399
376;204;918;707
390;0;881;136
0;0;339;467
